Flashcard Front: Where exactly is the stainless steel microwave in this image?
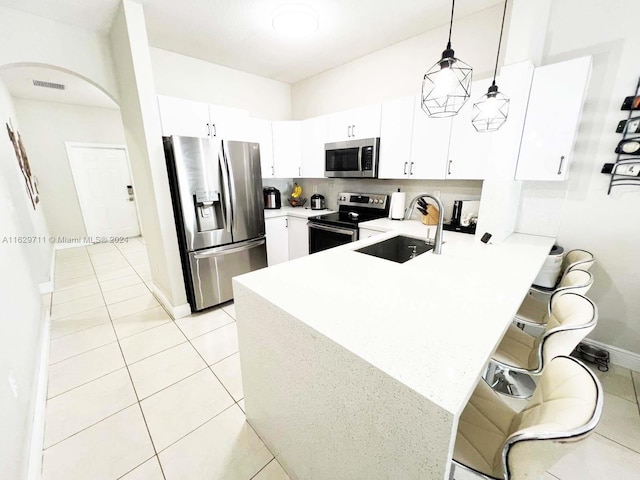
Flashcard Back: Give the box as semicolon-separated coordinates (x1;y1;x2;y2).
324;137;380;178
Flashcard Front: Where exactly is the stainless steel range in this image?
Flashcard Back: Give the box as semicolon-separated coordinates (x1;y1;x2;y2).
308;192;389;254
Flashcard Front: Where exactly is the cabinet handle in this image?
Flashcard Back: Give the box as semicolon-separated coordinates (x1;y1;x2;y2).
409;162;414;175
285;218;288;228
206;123;210;136
403;162;408;175
212;123;217;137
448;160;453;175
352;124;356;137
347;125;352;137
557;155;565;175
271;165;274;176
298;166;301;177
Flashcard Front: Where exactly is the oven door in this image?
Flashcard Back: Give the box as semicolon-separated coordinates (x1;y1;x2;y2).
308;222;358;254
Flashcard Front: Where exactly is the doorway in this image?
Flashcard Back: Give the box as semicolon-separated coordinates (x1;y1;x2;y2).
65;143;141;239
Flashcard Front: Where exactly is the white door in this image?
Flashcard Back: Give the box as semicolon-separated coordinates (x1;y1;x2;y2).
378;96;415;179
288;216;309;260
410;94;452;179
301;115;328;178
272;121;302;178
265;217;289;266
67;144;141;239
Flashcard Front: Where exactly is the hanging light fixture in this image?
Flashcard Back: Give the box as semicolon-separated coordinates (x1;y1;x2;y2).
471;0;510;132
421;0;473;117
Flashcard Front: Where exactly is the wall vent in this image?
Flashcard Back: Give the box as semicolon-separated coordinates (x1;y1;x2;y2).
32;80;65;90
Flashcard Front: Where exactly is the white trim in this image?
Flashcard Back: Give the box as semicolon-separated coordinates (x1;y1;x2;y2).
38;248;56;294
148;282;191;319
27;307;51;480
581;338;640;372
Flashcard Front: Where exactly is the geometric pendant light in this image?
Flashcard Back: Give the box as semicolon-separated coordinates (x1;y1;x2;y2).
421;0;473;117
471;0;510;132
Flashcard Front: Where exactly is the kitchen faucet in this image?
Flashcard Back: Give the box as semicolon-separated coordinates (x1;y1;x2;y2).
405;194;444;254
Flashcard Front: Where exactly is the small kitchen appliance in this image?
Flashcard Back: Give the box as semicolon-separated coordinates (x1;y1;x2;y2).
310;193;325;210
324;138;380;178
308;192;389;253
263;187;281;209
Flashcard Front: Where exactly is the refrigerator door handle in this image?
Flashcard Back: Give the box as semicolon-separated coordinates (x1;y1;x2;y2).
218;143;233;233
221;140;238;234
193;237;266;259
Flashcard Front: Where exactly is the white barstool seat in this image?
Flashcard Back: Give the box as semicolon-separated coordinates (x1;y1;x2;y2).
452;356;603;480
531;248;595;294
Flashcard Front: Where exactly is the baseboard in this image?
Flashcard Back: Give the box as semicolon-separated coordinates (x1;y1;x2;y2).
581;338;640;372
148;282;191;319
38;248;56;294
27;306;51;480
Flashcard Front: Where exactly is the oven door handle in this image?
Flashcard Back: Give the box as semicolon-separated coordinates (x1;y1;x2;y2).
308;222;357;237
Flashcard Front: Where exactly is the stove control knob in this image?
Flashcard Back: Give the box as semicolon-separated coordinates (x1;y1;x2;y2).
369;199;373;203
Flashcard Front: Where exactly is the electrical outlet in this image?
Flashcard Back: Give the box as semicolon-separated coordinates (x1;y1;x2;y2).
313;185;318;193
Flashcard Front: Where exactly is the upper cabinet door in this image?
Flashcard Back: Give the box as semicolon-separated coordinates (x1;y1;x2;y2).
446;77;494;180
515;56;592;181
378;96;415;179
409;95;452;179
208;104;250;141
157;95;210;138
326;104;382;142
246;118;274;179
301;115;328;178
272;121;302;178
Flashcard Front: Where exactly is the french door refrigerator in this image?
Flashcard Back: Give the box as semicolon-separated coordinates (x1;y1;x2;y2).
164;136;267;311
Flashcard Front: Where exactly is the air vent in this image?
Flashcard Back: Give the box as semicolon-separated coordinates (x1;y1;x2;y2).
32;80;65;90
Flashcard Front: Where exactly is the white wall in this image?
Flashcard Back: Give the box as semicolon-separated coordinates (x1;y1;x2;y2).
291;4;504;119
0;78;47;480
515;0;640;355
13;99;127;239
150;48;292;120
0;6;119;102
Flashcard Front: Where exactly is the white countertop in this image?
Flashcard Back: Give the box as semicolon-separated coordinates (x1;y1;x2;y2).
263;206;334;219
235;227;554;416
360;217;449;239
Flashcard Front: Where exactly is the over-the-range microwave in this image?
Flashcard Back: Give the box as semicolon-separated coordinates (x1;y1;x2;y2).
324;137;380;178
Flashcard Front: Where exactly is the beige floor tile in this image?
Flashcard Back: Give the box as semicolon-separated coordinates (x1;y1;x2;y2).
54;264;95;281
175;308;235;340
103;283;150;305
96;266;138;282
135;265;152;281
631;370;639;404
238;398;245;412
55;247;88;259
54;259;93;274
596;392;640;452
54;274;98;291
211;352;244;401
124;251;149;264
87;243;119;255
107;293;159;320
141;369;234;452
98;273;143;292
90;251;127;265
44;368;137;448
42;405;154;480
591;364;637;403
50;307;111;339
222;302;236;319
191;322;238;366
52;283;102;306
159;405;272;480
549;433;640;479
47;343;124;398
120;456;164;480
253;459;291;480
51;293;104;320
119;322;186;365
49;323;116;364
92;262;133;276
128;343;207;399
112;306;172;339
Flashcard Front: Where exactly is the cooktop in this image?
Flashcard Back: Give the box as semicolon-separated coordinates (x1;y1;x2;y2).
309;192;390;228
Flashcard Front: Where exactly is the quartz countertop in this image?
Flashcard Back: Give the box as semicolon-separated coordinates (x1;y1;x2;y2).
263;206;334;219
234;228;554;416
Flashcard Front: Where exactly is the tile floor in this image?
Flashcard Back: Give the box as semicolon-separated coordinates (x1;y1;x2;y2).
43;238;640;479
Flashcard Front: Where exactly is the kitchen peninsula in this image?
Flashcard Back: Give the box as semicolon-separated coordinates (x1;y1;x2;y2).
233;227;554;480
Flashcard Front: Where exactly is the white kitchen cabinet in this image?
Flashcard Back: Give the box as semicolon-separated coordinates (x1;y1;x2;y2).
378;96;415;179
247;118;275;179
288;216;309;260
157;95;249;140
326;104;382;142
301;115;328;178
515;56;592;181
272;121;302;178
446;77;494;180
265;216;289;266
359;228;383;239
409;95;452;179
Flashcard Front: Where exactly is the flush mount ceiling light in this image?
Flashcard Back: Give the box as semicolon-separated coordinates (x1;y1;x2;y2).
272;4;319;36
472;0;510;132
421;0;473;117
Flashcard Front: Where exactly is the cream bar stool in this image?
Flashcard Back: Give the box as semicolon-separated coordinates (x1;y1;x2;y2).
451;356;603;480
515;269;593;329
532;249;595;294
485;292;597;398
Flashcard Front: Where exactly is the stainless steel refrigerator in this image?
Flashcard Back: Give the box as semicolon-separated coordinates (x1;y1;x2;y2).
164;136;267;311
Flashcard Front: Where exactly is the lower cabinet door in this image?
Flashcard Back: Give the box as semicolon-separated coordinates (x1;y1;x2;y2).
265;216;289;266
288;217;309;260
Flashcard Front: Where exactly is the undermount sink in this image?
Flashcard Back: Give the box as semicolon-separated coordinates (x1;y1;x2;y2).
356;235;434;263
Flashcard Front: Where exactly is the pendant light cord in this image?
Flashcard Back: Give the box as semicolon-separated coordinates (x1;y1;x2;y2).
492;0;508;85
447;0;455;49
